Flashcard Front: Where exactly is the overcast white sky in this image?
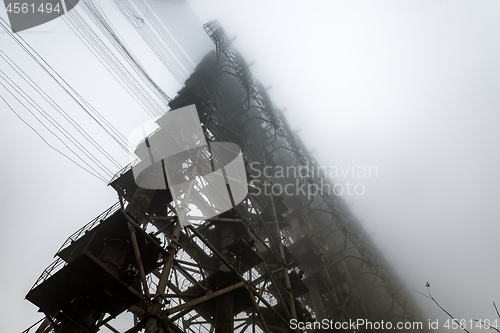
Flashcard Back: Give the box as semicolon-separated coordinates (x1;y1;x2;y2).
1;1;500;332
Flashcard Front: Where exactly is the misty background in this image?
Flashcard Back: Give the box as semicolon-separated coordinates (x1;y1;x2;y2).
1;0;500;332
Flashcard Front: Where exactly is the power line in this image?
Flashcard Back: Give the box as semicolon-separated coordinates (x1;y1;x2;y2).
0;70;115;178
0;90;108;183
71;0;171;112
0;0;210;183
0;17;135;156
61;1;167;118
0;50;123;170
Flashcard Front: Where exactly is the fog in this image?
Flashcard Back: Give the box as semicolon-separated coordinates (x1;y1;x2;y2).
188;0;500;326
1;1;500;332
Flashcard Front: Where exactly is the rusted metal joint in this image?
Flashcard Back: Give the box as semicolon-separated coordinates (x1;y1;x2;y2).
166;241;180;253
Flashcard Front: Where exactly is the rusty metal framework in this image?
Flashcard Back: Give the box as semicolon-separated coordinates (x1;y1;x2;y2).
23;21;427;333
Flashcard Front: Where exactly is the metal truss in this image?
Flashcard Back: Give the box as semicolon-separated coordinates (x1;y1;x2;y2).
23;21;428;333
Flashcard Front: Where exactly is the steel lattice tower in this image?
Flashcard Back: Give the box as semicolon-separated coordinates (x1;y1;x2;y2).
24;21;427;333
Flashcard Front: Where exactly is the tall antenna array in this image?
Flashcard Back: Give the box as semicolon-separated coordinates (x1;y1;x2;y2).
22;12;427;333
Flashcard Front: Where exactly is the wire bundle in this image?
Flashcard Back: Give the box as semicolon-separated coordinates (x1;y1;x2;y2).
0;0;214;182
